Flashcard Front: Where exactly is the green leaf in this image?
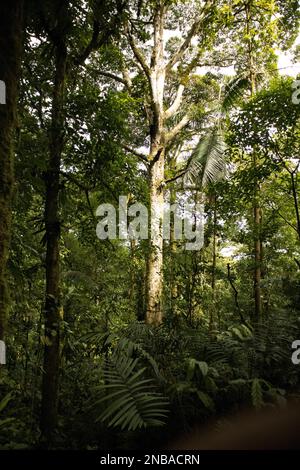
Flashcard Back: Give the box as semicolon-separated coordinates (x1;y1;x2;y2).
0;417;15;429
222;75;251;112
184;127;226;188
93;354;169;431
197;361;209;377
0;393;12;414
196;390;215;412
251;378;264;409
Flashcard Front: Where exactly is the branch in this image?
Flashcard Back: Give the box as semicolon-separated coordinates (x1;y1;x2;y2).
165;0;214;74
85;189;96;223
164;169;186;185
73;1;128;67
74;20;100;66
61;171;119;215
165;114;190;143
126;22;150;79
25;63;45;129
294;258;300;270
60;170;91;191
166;23;198;73
100;180;119;204
39;8;67;52
181;50;236;76
122;144;149;163
227;263;245;324
272;142;299;176
164;84;185;120
91;69;128;86
150;4;165;69
277;210;298;234
121;65;132;89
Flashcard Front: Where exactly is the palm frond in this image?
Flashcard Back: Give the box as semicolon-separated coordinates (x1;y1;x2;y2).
221;75;251;113
184;127;226;188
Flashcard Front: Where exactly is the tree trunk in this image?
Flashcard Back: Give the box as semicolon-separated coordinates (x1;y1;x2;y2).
40;41;67;442
253;182;262;319
291;171;300;241
210;194;217;332
146;152;165;325
0;0;23;343
145;5;166;326
246;2;262;320
169;186;178;317
129;238;136;304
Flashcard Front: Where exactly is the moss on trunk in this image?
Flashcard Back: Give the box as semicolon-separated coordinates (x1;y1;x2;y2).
0;1;23;341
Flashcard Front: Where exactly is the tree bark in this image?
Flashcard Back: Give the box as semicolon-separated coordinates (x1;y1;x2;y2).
291;171;300;241
210;194;217;332
145;5;166;326
146;152;165;325
0;0;23;343
169;185;178;317
39;0;120;437
253;198;262;319
246;2;262;320
125;3;210;324
40;33;67;442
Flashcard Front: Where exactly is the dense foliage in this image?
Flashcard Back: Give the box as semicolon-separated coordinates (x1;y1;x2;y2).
0;0;300;450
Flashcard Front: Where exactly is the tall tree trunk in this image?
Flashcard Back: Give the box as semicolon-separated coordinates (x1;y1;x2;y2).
210;194;217;332
129;238;136;304
291;171;300;241
40;39;67;442
253;166;262;319
127;2;201;324
0;0;23;344
145;5;165;326
246;1;262;320
169;185;178;318
146;152;165;325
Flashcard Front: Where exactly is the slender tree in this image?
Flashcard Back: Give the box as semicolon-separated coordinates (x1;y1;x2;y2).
39;0;69;440
245;0;263;319
0;1;24;345
226;0;296;319
38;0;127;442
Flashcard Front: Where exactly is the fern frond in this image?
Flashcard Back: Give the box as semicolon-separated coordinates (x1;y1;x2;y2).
116;336;164;381
93;354;169;431
251;378;264;409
